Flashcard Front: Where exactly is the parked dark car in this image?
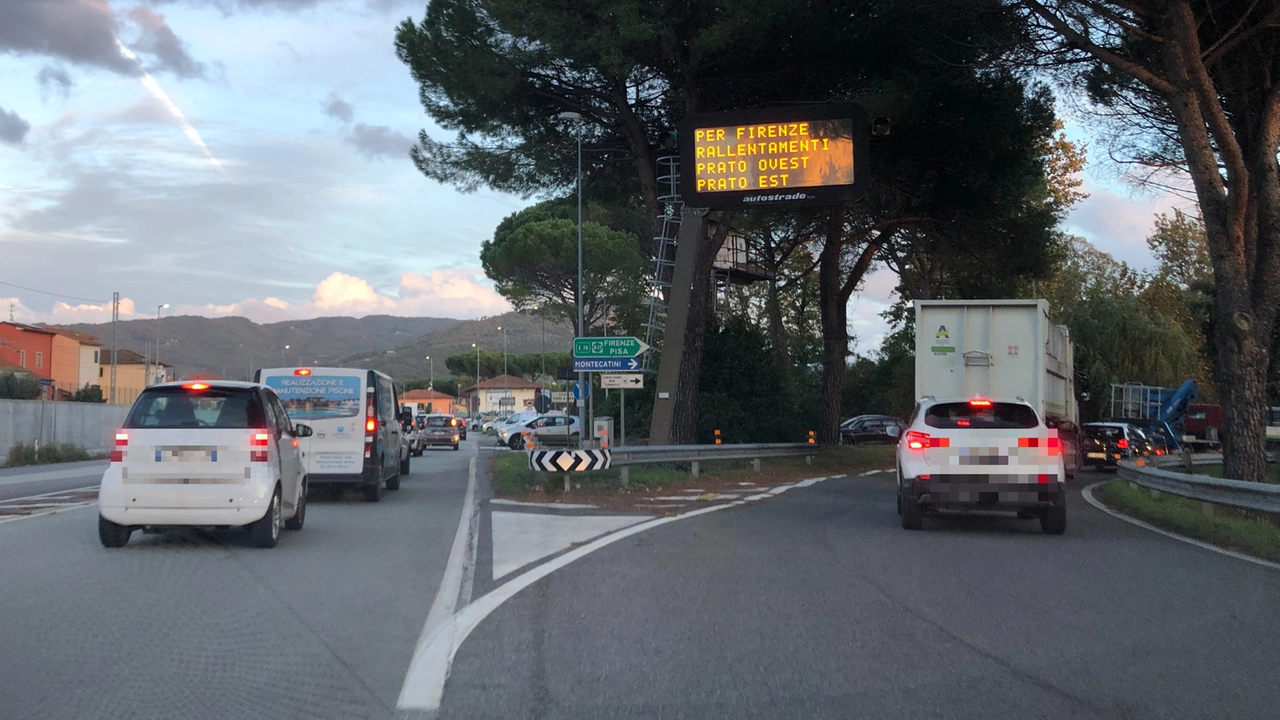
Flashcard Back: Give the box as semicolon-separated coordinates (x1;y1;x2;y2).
1081;422;1150;470
840;415;906;445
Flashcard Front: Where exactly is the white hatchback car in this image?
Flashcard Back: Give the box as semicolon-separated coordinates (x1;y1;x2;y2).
98;381;311;549
896;397;1066;534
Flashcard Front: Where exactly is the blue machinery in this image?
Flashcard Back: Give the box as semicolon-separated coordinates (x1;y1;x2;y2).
1108;379;1199;451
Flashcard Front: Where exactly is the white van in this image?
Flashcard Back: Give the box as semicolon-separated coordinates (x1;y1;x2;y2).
255;367;410;502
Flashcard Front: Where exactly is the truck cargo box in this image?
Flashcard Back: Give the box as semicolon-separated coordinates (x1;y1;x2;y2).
914;300;1076;425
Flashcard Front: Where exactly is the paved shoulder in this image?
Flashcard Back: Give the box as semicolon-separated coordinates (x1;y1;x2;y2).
0;460;108;501
440;473;1280;719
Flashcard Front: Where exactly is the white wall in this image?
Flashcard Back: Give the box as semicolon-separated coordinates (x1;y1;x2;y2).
0;398;129;459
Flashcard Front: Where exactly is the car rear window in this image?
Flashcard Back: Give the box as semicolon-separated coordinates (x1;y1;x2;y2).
1085;426;1123;440
125;387;267;429
923;402;1038;430
426;416;451;427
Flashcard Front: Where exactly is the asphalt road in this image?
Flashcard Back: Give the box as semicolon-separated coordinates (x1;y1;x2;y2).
441;471;1280;719
0;460;107;502
0;444;474;720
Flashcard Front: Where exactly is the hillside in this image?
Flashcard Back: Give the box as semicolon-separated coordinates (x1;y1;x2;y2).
47;311;575;383
50;314;459;380
340;311;576;380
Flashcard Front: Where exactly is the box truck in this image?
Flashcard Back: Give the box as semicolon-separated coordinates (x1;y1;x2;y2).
914;299;1080;474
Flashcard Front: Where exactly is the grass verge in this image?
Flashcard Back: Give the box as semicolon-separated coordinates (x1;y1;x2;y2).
492;444;896;499
1191;463;1280;484
1095;478;1280;563
3;442;94;468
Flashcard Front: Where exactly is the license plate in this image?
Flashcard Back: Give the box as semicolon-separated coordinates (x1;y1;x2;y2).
1086;452;1106;459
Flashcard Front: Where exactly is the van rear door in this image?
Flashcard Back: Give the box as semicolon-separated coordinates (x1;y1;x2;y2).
259;369;366;477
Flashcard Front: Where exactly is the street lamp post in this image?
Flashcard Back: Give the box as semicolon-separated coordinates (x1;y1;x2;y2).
281;344;290;366
426;355;433;390
472;342;480;413
154;303;169;384
498;325;508;410
558;110;586;445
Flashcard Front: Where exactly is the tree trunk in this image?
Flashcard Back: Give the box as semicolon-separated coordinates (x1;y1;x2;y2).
765;274;796;402
670;213;734;444
817;209;847;445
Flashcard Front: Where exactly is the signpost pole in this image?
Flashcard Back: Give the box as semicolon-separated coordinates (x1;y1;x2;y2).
620;389;625;448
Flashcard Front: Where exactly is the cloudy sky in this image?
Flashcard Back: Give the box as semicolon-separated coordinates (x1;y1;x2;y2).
0;0;1187;353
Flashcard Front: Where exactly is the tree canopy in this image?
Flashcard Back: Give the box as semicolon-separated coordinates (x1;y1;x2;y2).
481;200;648;335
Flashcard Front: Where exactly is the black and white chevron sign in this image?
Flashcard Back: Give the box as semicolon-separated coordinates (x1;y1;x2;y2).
528;449;612;472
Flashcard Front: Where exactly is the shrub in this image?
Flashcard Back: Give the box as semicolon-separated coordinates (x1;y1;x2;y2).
4;441;91;467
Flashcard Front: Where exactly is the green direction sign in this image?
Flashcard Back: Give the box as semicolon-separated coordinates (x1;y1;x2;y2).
573;336;651;358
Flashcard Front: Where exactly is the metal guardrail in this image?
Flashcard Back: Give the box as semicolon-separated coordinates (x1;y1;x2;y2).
1117;454;1280;514
609;442;816;482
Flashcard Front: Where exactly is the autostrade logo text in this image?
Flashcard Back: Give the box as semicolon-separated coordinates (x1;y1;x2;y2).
741;192;814;203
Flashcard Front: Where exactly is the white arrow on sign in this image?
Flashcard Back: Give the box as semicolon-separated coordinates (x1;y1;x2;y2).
600;373;645;389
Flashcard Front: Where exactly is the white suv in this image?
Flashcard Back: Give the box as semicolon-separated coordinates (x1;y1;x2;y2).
98;381;311;549
896;397;1066;534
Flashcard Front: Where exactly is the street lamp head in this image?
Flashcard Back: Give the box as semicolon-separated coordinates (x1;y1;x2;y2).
557;111;583;123
284;345;290;350
159;303;170;310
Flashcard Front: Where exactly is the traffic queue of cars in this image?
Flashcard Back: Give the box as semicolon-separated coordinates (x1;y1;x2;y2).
96;367;471;549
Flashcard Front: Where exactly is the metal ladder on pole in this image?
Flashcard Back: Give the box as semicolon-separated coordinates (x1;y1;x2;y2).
642;155;682;370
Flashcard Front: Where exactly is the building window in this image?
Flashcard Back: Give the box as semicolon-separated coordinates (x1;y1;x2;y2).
94;350;99;363
18;350;25;368
99;367;104;378
35;352;43;368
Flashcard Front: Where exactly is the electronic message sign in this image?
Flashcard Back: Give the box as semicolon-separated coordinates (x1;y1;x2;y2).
678;103;869;208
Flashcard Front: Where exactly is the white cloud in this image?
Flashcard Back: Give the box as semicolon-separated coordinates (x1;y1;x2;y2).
1064;180;1195;268
13;269;510;326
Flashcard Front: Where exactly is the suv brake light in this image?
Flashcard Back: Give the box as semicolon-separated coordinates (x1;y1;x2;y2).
1117;438;1129;450
968;398;992;407
905;431;949;450
1017;436;1062;455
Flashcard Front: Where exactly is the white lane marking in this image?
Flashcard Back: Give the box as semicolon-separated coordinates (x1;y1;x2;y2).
1082;481;1280;572
0;502;96;526
0;464;107;487
0;485;98;502
397;457;478;709
489;498;598;510
859;468;893;477
491;512;650;580
396;473;839;713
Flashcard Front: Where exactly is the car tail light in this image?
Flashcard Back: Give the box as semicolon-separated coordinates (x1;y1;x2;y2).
110;431;128;462
183;382;209;391
366;418;377;432
906;431;948;450
1018;437;1062;456
968;398;992;407
251;432;270;447
1117;438;1129;450
294;368;312;376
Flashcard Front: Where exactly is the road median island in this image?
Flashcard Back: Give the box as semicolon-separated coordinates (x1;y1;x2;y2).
1095;478;1280;563
490;444;895;513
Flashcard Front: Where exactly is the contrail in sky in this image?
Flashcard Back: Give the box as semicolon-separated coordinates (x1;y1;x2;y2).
115;40;224;172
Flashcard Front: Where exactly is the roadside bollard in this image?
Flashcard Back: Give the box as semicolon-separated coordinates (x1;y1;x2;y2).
600;428;609;449
807;430;815;445
714;429;721;445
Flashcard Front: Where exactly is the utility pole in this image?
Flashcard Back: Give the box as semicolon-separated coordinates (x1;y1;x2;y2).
155;303;169;384
109;292;119;404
